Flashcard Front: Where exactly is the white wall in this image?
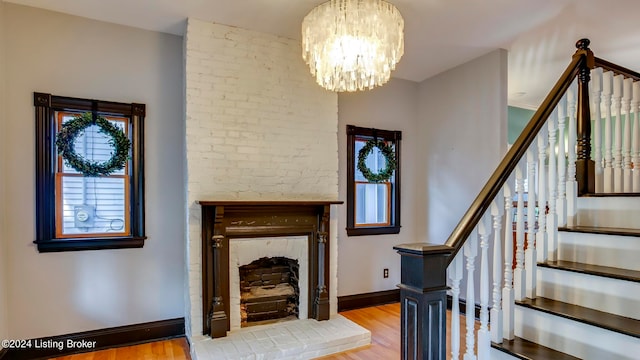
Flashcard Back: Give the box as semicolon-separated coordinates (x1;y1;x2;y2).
337;78;421;296
0;0;9;343
4;4;185;339
184;19;338;338
418;49;508;246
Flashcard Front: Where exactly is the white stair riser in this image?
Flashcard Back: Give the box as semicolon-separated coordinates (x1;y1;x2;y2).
577;197;640;228
515;306;640;360
557;231;640;271
537;267;640;319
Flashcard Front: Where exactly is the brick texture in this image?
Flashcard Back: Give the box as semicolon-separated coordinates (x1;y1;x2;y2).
184;19;338;338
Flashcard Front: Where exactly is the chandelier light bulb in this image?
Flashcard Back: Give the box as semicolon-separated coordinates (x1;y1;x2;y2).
302;0;404;92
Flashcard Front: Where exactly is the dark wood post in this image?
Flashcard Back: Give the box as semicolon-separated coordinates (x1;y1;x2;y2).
314;205;331;320
394;243;453;360
574;38;596;195
203;205;229;338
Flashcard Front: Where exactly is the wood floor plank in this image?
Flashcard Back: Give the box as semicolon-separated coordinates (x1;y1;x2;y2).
92;348;115;360
49;304;476;360
318;303;480;360
48;338;188;360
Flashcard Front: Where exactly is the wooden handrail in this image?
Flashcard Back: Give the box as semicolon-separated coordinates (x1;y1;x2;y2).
444;43;591;263
595;57;640;81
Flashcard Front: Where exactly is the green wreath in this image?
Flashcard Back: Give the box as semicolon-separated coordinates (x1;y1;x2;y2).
357;139;396;183
56;112;131;177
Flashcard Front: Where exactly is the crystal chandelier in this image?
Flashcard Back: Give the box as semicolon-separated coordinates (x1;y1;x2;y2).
302;0;404;92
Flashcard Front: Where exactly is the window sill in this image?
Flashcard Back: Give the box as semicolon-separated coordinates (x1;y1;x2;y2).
34;236;146;253
346;226;400;236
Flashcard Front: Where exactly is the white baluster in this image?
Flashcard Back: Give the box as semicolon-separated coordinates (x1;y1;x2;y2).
526;146;537;299
591;68;604;193
536;125;548;264
566;81;578;225
633;82;640;192
514;162;526;301
557;94;567;226
490;197;504;344
477;215;491;360
449;253;463;360
613;74;624;192
464;229;478;360
623;78;633;192
547;108;558;261
603;71;614;193
502;182;515;340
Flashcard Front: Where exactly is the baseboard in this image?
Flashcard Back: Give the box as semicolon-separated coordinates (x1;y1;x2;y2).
338;289;400;312
0;317;184;360
447;295;482;320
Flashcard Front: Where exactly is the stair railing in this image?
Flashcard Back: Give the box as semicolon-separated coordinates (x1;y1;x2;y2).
590;58;640;193
394;38;640;360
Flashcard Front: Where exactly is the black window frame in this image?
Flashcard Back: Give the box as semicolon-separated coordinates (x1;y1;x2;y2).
346;125;401;236
34;92;146;252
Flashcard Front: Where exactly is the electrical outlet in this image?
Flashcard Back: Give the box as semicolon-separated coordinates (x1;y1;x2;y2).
383;268;389;278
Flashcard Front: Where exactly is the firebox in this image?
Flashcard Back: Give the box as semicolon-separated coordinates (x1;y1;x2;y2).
239;257;299;326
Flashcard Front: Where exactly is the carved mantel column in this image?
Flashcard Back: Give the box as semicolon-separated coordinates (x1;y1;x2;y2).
313;204;331;321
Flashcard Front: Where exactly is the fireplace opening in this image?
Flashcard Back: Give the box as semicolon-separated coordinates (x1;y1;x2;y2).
239;256;299;327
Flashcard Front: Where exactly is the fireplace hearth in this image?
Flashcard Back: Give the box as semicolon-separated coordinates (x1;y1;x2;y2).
197;200;342;338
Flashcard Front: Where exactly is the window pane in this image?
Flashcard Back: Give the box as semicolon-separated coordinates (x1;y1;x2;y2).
355;183;388;225
59;115;127;176
59;176;128;236
355;140;366;181
354;139;393;182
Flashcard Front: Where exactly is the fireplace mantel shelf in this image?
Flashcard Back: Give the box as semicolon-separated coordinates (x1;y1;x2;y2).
197;200;343;206
199;200;342;338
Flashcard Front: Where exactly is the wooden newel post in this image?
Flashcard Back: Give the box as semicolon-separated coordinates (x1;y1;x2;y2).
574;38;596;195
394;243;453;360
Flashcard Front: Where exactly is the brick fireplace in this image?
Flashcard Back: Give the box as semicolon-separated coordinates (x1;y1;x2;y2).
198;201;341;338
184;17;355;358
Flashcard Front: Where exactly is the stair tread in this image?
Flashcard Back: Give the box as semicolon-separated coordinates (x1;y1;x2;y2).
517;297;640;338
558;225;640;237
581;192;640;197
492;336;581;360
539;260;640;283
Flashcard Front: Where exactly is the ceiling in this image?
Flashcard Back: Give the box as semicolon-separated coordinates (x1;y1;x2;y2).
5;0;640;108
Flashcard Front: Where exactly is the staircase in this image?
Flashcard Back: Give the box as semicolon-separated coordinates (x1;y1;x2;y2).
492;194;640;359
393;38;640;360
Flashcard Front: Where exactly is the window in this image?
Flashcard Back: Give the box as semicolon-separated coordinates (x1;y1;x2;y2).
34;93;146;252
346;125;401;236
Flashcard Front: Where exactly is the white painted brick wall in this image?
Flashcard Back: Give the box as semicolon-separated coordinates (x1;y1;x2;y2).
184;18;338;338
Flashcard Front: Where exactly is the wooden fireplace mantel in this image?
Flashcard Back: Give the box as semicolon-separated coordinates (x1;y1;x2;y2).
197;200;343;206
197;200;342;338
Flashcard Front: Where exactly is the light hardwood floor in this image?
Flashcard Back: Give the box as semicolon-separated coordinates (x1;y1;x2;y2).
319;303;479;359
50;303;478;359
49;338;190;360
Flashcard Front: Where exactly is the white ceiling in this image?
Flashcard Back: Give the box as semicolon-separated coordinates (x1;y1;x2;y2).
5;0;640;108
